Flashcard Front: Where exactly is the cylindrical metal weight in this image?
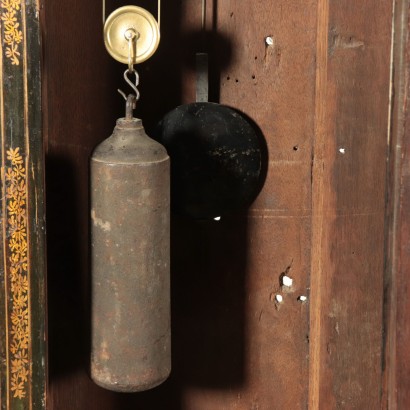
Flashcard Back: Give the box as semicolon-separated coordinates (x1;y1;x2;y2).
90;117;170;392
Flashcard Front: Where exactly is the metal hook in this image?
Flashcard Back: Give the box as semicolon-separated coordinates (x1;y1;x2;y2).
125;94;137;119
125;28;139;73
118;68;140;102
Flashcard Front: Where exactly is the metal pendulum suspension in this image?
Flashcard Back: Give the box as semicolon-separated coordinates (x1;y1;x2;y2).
118;31;140;104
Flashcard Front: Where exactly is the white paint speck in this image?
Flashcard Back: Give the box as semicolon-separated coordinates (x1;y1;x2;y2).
298;296;308;302
265;36;274;46
339;148;346;154
275;294;283;303
214;216;221;221
282;275;293;287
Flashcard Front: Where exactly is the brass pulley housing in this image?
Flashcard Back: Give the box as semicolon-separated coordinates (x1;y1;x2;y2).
103;3;160;65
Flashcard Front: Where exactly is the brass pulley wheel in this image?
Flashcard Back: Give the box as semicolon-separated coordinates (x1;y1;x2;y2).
104;6;160;65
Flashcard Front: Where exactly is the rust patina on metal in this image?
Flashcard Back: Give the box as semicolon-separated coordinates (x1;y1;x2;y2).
90;96;171;392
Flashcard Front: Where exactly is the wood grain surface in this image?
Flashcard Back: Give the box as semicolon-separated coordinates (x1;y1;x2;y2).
310;1;392;408
383;1;410;409
42;0;394;409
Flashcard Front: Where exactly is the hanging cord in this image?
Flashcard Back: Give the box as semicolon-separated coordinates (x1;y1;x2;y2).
158;0;161;31
200;0;206;48
201;0;206;31
103;0;161;29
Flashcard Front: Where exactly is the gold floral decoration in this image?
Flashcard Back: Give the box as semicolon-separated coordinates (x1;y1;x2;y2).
5;147;30;399
1;0;23;65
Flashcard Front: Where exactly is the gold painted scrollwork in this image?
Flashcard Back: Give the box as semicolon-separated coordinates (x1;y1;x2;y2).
1;0;23;65
5;147;30;399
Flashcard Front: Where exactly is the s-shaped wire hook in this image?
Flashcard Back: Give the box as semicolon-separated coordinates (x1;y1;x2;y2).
118;69;140;104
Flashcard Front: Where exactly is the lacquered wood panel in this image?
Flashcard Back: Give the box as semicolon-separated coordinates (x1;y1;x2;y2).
0;0;46;409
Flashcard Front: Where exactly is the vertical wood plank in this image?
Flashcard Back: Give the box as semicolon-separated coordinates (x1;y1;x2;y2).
384;1;410;408
182;0;317;408
309;0;332;407
396;73;410;408
43;0;124;408
309;0;393;408
0;0;46;408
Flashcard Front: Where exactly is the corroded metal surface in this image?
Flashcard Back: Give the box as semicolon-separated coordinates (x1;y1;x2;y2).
90;117;170;392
